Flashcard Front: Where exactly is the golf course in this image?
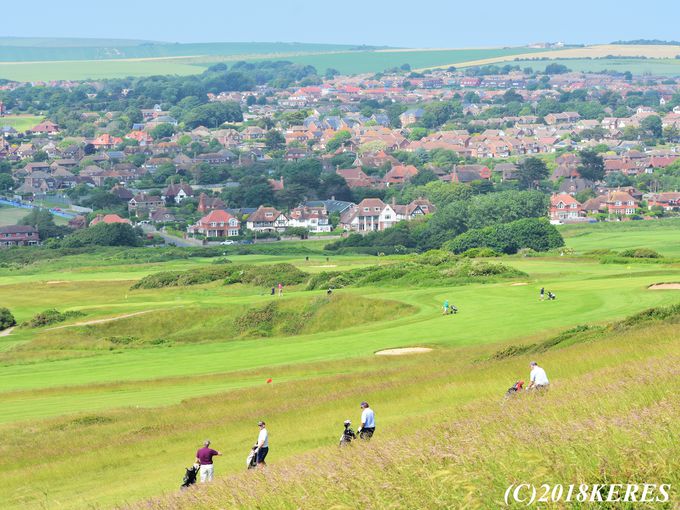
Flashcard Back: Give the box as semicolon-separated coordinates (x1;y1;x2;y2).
0;220;679;509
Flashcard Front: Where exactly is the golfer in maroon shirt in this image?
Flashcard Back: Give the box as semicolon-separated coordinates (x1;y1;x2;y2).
195;440;221;483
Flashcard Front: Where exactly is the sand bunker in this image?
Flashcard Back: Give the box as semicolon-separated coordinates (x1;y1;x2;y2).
375;347;433;356
511;282;528;286
648;283;680;290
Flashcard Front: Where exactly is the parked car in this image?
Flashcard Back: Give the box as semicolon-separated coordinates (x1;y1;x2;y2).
219;240;237;245
240;239;254;245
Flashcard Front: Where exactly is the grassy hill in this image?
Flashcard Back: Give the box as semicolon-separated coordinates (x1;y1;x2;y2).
0;222;678;508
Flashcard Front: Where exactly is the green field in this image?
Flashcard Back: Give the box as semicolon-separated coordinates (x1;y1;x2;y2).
0;114;44;131
514;57;680;76
0;46;544;81
259;47;547;75
0;221;679;509
0;205;69;227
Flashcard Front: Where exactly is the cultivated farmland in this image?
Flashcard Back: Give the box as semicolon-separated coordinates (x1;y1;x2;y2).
0;221;678;509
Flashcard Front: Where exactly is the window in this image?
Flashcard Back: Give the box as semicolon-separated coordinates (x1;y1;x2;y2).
363;207;369;212
265;212;273;218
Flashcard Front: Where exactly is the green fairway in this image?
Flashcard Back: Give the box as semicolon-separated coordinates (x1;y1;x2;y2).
0;222;679;509
0;114;44;132
560;218;680;256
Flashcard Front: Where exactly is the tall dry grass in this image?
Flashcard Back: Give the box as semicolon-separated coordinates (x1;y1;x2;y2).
123;322;679;510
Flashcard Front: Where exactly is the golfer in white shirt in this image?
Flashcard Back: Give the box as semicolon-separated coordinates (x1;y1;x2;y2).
528;361;550;390
358;401;375;440
256;421;269;469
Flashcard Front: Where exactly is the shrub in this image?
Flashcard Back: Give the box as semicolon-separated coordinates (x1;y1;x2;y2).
460;247;501;258
60;223;143;248
618;248;662;259
223;263;309;287
22;309;85;328
0;307;16;330
446;218;564;254
131;265;235;289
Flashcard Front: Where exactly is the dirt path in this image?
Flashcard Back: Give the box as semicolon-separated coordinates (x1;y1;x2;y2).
46;310;157;330
0;327;15;337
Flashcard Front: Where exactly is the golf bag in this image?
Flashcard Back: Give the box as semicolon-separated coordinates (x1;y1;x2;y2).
180;464;199;489
547;292;556;300
246;445;258;469
505;380;524;397
339;427;356;447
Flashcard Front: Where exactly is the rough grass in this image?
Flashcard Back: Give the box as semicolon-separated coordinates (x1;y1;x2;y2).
21;313;671;510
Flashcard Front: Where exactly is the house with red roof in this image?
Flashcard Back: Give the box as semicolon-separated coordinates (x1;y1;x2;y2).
383;165;418;186
646;192;680;211
549;193;583;223
92;134;123;150
89;214;132;226
336;167;374;188
30;120;59;134
606;191;638;216
0;225;40;247
125;130;154;146
187;210;240;238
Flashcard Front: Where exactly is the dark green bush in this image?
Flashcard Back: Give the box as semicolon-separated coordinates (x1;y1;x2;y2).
446;218;564;255
0;307;16;330
22;309;85;328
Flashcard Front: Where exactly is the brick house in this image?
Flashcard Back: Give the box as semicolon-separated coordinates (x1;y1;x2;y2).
128;193;164;216
89;214;132;226
162;182;194;204
606;191;638;216
549;193;583;222
0;225;40;247
188;209;240;238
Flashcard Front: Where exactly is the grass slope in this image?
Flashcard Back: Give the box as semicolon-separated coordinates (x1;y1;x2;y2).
0;222;679;508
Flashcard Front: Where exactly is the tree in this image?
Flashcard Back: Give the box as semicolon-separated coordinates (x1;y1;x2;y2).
182;102;242;129
408;127;429;141
60;223;142;248
265;129;286;151
325;130;352;152
517;157;549;190
446;218;563;254
640;115;663;139
151;123;175;140
19;208;69;240
33;150;49;162
319;173;352;201
544;63;570;74
0;174;14;192
577;149;605;181
0;307;16;331
410;169;438;186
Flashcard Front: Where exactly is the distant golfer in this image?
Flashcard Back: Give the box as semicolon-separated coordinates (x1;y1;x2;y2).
528;361;550;391
357;402;375;440
443;299;449;315
539;287;545;301
195;440;221;483
255;421;269;469
278;282;283;297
